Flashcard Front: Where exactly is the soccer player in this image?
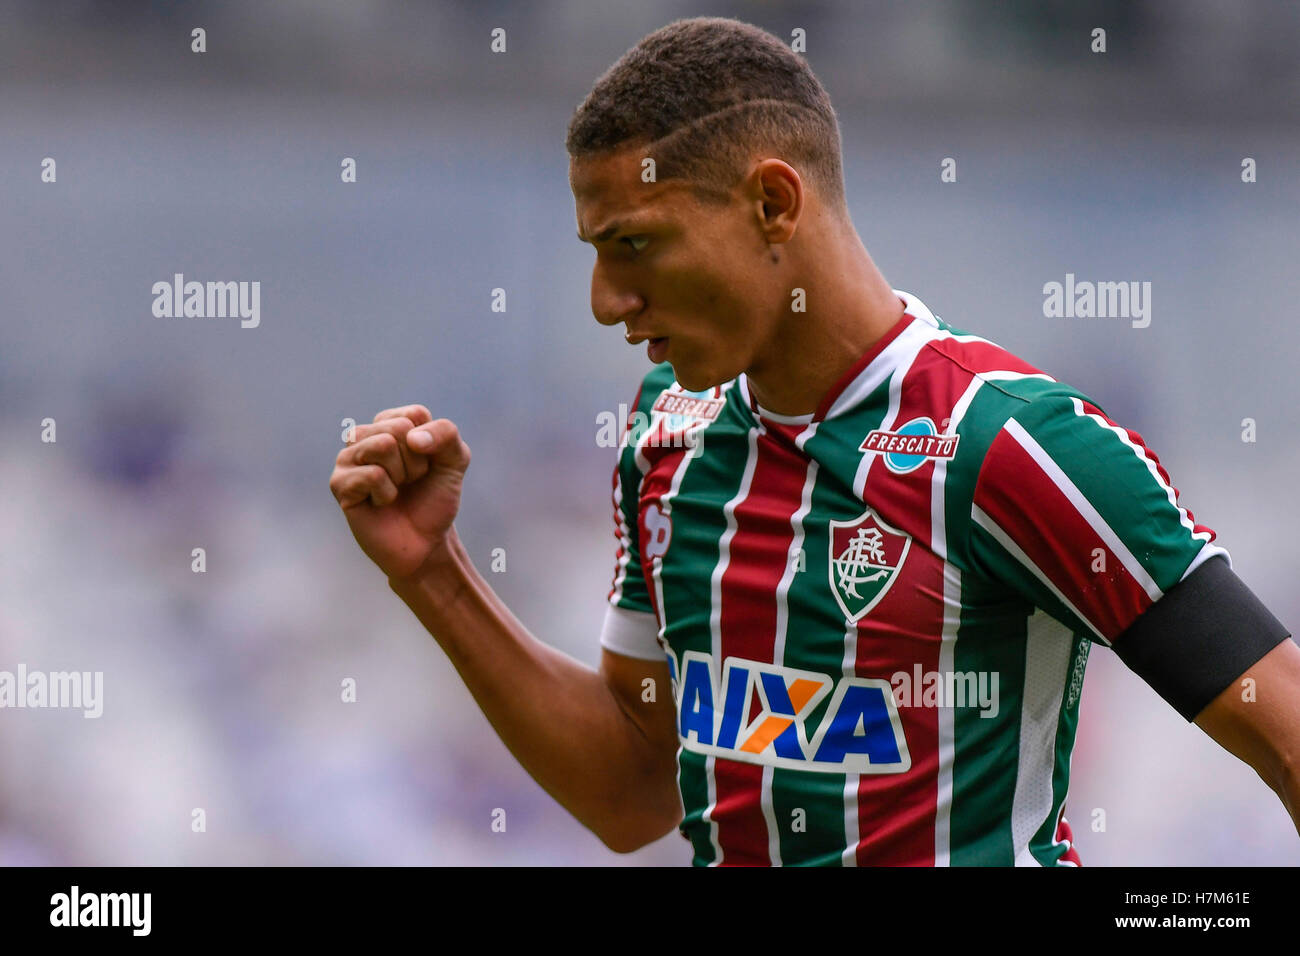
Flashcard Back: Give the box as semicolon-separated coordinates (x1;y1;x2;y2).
329;17;1300;865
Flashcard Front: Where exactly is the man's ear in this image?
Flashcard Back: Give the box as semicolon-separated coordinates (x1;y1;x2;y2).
752;158;802;244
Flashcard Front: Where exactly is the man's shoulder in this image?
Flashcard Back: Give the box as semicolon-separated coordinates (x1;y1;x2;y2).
628;362;683;414
627;363;741;429
614;364;735;464
916;317;1100;420
892;317;1114;490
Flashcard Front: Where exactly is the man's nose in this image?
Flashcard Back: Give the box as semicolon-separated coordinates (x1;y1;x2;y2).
591;263;644;327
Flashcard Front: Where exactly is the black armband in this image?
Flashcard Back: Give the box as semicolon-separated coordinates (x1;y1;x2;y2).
1111;555;1293;721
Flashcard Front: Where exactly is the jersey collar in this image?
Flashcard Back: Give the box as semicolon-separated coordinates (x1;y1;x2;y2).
736;289;937;424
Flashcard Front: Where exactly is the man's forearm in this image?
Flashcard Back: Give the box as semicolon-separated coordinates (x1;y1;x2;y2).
388;528;679;849
1272;759;1300;838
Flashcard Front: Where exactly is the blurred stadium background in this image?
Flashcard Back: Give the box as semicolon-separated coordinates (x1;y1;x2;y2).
1;0;1298;865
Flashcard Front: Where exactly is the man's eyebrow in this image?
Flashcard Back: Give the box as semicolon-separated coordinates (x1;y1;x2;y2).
576;218;652;244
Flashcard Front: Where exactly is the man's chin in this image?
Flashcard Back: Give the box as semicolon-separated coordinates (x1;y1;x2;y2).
666;351;740;392
670;363;721;393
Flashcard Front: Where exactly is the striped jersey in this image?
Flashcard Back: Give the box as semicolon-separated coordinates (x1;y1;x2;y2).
599;289;1229;866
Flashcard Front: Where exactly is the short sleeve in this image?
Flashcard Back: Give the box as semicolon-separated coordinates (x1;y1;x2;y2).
968;391;1229;648
606;431;653;617
599;603;663;661
600;382;662;661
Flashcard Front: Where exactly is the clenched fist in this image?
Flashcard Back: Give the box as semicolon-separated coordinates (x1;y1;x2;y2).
329;404;471;581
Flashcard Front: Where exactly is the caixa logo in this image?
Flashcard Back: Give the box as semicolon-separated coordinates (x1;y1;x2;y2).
669;652;911;774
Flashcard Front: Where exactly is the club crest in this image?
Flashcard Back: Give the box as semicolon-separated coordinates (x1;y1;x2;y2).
828;510;911;622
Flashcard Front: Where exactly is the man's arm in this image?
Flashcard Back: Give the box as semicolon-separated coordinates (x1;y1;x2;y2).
1103;553;1299;837
389;532;682;852
1193;638;1300;837
330;404;681;852
963;388;1299;844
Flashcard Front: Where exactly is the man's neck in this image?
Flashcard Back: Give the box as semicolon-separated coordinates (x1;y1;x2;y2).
745;235;905;417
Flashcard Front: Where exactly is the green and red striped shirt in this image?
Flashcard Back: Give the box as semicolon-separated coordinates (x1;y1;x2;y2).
599;290;1227;866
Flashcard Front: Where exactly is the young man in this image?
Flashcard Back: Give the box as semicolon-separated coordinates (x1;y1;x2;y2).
329;17;1300;865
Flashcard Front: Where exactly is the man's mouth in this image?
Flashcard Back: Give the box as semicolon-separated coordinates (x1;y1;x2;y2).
648;337;669;362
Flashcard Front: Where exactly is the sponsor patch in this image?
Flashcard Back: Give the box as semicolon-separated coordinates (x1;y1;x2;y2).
861;416;959;474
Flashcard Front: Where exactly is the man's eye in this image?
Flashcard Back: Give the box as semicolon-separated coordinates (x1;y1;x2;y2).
621;236;649;253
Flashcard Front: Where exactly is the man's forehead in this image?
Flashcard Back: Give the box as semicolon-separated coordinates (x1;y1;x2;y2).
571;148;686;238
568;142;648;190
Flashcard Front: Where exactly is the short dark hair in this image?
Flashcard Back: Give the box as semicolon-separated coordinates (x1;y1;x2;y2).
566;17;846;211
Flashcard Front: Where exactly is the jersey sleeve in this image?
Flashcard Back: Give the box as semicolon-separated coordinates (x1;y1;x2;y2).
967;390;1230;648
599;381;663;661
967;390;1291;720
